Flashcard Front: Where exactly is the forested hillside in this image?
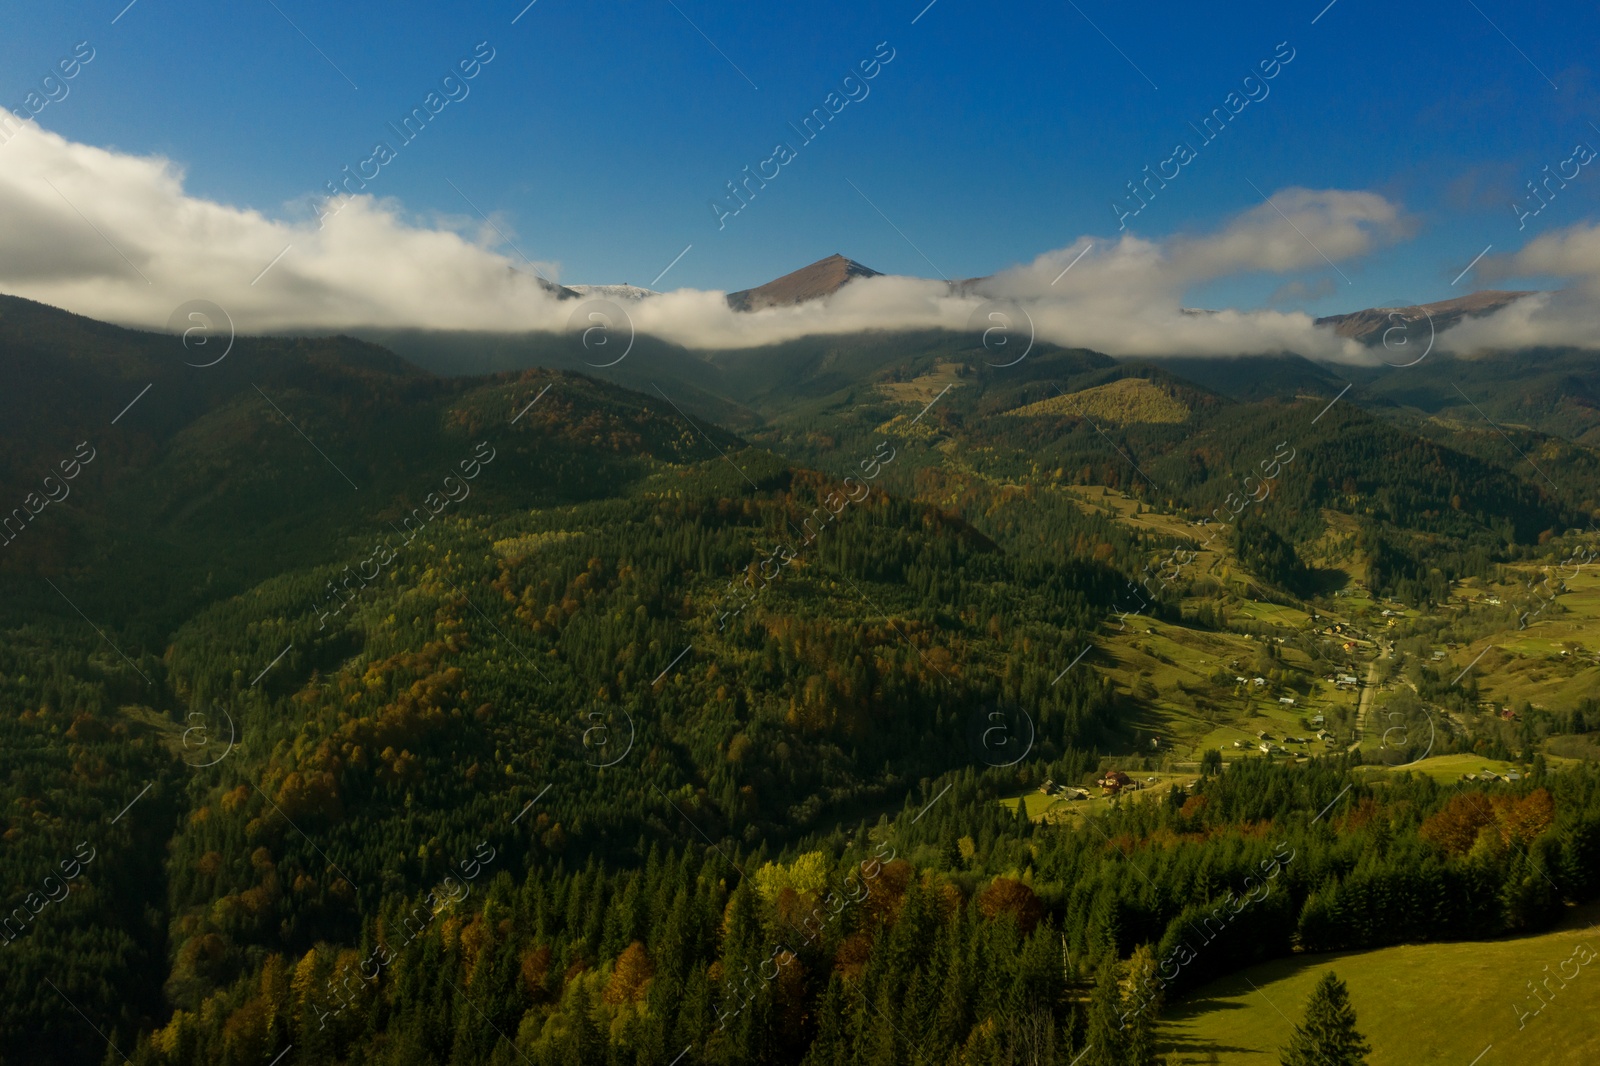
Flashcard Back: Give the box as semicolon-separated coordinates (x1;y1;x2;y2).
3;302;1600;1065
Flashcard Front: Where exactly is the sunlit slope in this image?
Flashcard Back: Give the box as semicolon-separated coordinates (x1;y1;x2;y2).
1164;906;1600;1065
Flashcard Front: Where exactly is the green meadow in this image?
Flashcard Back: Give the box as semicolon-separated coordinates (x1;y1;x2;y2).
1163;906;1600;1065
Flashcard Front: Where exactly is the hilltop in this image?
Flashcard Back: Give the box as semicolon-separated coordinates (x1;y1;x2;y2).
725;253;884;311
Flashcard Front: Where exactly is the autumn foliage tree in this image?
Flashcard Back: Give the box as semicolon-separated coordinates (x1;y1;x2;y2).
1420;789;1555;856
976;877;1044;934
602;941;654;1004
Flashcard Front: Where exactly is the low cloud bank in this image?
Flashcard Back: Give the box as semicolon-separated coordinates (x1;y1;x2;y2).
1441;228;1600;352
0;123;1578;360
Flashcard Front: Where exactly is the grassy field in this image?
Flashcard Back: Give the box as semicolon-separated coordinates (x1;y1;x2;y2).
1000;771;1201;822
1163;904;1600;1065
1091;613;1361;762
874;358;965;404
1007;377;1192;424
1437;566;1600;715
1362;752;1523;783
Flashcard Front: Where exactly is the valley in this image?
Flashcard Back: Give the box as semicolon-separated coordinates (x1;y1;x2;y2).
6;5;1600;1060
1;289;1598;1066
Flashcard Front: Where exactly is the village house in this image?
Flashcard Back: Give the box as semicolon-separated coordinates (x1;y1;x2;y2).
1097;770;1133;794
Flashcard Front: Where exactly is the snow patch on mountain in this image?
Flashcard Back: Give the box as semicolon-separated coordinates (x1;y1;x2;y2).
567;284;660;300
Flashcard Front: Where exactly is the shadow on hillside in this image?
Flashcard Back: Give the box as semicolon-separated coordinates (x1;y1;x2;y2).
1161;966;1306;1062
1161;993;1269;1062
1161;1023;1263;1061
1299;566;1350;597
1171;996;1250;1014
1163;1040;1263;1058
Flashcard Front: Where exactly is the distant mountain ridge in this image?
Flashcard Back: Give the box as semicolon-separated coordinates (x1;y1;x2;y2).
1314;290;1535;344
534;276;583;300
567;284;660;300
572;252;1539;338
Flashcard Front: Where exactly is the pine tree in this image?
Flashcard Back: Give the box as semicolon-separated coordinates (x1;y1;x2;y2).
1122;944;1162;1066
569;981;603;1065
939;825;963;871
1085;959;1126;1066
1280;971;1371;1066
804;974;847;1066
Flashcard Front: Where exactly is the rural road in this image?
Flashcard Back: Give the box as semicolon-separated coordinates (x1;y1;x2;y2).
1348;644;1389;752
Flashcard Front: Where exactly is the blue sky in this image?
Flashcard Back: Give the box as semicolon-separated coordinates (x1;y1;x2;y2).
4;0;1598;315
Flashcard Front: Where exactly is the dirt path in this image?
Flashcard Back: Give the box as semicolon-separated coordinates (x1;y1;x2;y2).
1348;645;1388;751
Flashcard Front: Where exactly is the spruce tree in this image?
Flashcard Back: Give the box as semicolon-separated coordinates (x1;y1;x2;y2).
1280;971;1371;1066
1085;959;1126;1066
1122;944;1162;1066
939;825;964;870
804;974;846;1066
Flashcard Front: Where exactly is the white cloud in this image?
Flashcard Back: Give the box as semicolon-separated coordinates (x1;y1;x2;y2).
0;123;579;332
937;188;1408;361
0;125;1411;359
1441;224;1600;352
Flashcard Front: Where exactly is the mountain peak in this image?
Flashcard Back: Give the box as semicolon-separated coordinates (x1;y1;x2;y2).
726;255;883;312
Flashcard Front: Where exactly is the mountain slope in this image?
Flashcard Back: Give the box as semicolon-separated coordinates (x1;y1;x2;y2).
1314;289;1534;343
4;297;1600;1066
725;253;884;311
0;296;756;638
1163;907;1600;1064
566;284;660;300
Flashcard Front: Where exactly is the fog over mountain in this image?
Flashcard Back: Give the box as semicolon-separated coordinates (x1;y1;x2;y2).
4;123;1594;361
